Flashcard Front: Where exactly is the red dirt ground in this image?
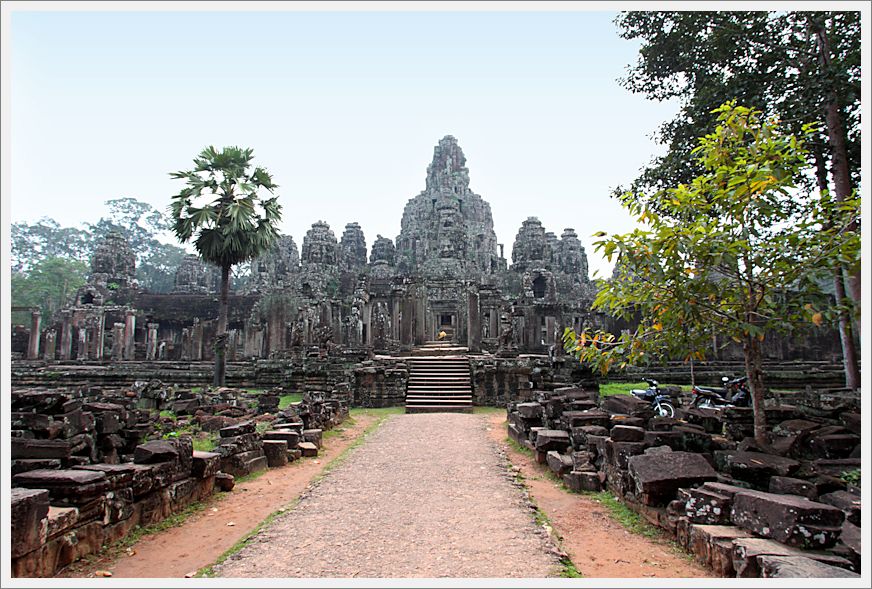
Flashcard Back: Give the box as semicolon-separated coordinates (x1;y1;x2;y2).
58;412;379;579
485;412;713;579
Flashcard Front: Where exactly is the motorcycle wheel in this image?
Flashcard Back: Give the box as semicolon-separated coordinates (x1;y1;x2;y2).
657;402;675;418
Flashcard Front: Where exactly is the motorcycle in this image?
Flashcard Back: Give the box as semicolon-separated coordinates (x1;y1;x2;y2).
691;376;751;409
630;379;676;418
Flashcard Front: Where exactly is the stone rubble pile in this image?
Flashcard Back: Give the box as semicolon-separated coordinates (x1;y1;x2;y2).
508;388;861;578
10;384;348;577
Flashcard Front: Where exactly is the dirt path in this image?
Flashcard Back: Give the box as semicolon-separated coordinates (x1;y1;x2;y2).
215;413;562;578
486;413;713;578
59;411;380;579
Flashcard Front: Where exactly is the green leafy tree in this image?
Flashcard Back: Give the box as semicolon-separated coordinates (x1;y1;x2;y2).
169;146;282;386
615;10;862;388
11;218;91;272
565;103;858;443
11;257;89;324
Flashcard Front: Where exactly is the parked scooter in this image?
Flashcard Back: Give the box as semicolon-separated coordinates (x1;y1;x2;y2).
630;379;676;418
690;376;751;409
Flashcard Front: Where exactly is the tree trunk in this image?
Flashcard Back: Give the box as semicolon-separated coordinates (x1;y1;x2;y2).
812;146;860;390
833;269;860;390
743;335;768;445
213;264;230;387
814;17;862;306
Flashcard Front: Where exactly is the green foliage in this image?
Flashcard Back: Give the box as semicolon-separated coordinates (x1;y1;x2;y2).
586;491;660;539
278;393;303;410
565;102;855;375
168;146;282;270
840;468;860;487
11;257;89;323
192;433;218;452
159;409;176;419
598;382;688;397
615;11;861;197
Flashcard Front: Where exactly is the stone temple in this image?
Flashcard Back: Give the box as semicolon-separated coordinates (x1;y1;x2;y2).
11;135;839;406
17;137;597;362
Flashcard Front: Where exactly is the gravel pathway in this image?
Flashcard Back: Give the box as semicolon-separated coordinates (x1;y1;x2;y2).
215;413;561;578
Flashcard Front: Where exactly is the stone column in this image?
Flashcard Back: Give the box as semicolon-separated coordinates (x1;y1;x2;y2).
123;310;136;361
227;329;238;361
43;329;57;360
93;312;105;360
111;323;125;361
146;323;159;360
181;328;191;360
400;297;414;350
191;319;203;361
545;316;557;353
77;327;88;360
59;311;73;360
27;310;42;359
414;291;426;346
467;287;481;353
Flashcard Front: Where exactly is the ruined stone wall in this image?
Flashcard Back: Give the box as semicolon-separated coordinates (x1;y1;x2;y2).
507;387;861;578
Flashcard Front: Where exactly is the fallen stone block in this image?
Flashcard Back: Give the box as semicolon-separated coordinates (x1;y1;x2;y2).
569;425;608;450
643;430;683;450
807;434;861;459
768;476;818;500
628;451;717;506
263;430;301;448
601;395;654;418
219;421;256;438
686;487;733;525
563;470;601;492
11;488;49;558
298;441;319;457
517;402;543;419
13;469;110;505
605;439;646;469
546;451;573;477
758;555;859;578
191;451;221;478
730;489;844;549
263;440;289;468
11;439;71;460
46;505;79;539
12;459;62;475
683;407;724;434
534;429;571;453
731;537;855;577
818;490;860;526
133;441;179;464
565;409;611;429
610;425;646;442
687;524;754;577
302;429;323;449
832;521;860;571
215;472;235;492
726;451;800;488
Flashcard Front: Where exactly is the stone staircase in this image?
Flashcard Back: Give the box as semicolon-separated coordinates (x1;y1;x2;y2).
405;342;473;413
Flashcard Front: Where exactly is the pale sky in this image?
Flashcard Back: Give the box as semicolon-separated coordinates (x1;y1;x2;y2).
7;4;683;279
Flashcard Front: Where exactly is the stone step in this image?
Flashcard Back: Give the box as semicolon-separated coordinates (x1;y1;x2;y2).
406;405;474;414
406;392;472;398
406;398;473;405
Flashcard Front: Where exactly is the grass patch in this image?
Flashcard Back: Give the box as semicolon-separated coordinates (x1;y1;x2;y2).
598;382;689;397
473;405;505;414
506;436;533;458
192;432;218;452
585;491;660;539
278;393;303;410
159;409;176;419
559;558;584;578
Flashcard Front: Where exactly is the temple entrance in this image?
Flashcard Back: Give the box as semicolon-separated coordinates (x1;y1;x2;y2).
437;313;455;341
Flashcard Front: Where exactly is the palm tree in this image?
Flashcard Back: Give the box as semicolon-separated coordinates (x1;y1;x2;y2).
169;146;282;386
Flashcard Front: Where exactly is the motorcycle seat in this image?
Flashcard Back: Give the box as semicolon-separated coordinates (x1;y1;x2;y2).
695;386;722;394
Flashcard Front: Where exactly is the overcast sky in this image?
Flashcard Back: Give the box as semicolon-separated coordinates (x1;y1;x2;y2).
8;6;682;279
